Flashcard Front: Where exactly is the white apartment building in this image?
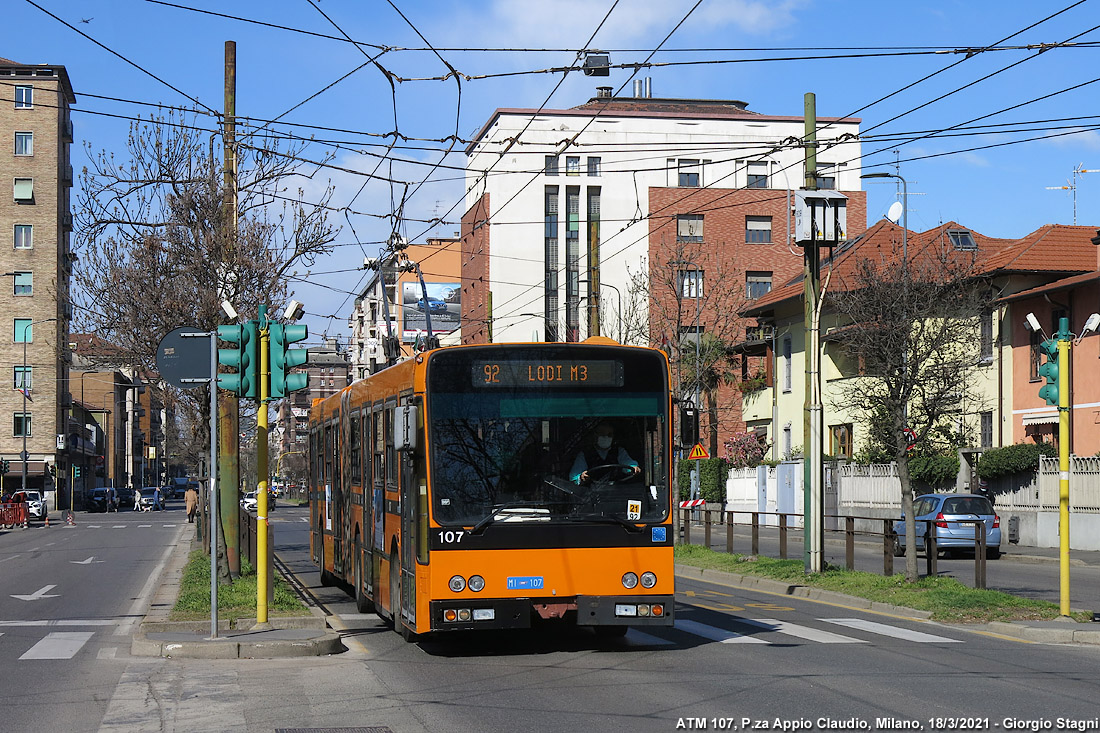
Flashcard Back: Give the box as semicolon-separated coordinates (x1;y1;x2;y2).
461;84;864;346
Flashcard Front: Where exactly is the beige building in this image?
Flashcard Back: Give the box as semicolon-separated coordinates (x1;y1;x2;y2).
0;57;74;503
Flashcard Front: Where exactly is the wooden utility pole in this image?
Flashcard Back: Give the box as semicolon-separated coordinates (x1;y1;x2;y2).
802;92;824;573
219;40;241;579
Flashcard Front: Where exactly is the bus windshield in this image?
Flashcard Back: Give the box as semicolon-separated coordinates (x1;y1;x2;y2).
427;346;670;528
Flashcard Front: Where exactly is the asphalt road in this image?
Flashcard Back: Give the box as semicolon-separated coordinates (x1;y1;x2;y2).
0;501;188;733
14;502;1100;732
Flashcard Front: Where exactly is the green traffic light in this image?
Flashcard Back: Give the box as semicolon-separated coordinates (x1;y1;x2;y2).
270;322;310;398
216;321;259;399
1038;338;1059;406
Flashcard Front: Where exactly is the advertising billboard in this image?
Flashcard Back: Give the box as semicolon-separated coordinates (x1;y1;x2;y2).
402;282;460;340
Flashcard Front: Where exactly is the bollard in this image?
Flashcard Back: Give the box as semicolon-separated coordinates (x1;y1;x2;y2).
682;508;691;545
704;509;712;549
974;522;986;590
725;511;734;554
924;523;938;577
845;516;855;570
883;520;894;576
751;512;760;556
779;514;788;559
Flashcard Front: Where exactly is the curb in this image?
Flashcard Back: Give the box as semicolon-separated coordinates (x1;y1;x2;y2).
674;563;1100;644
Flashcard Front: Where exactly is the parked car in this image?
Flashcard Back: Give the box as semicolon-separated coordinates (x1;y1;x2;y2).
88;487;118;513
23;490;46;520
116;487;134;508
893;493;1001;559
161;484;176;501
239;491;275;513
137;487;163;511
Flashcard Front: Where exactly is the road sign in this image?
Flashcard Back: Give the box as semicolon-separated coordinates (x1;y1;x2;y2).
156;326;211;389
687;443;709;459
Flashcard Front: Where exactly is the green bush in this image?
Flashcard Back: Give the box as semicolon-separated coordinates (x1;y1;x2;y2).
678;457;728;503
976;442;1055;480
906;453;959;487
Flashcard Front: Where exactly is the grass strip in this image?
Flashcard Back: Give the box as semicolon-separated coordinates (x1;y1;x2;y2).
172;550;309;620
675;543;1091;624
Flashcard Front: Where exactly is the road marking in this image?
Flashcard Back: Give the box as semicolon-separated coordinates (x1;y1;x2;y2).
824;618;962;643
97;647;117;659
736;618;866;644
0;555;20;562
19;631;95;659
299;517;309;523
139;524;152;528
675;619;769;644
112;525;125;529
626;629;677;646
116;524;186;637
0;619;116;627
162;524;176;528
87;525;101;528
11;584;58;601
71;556;103;565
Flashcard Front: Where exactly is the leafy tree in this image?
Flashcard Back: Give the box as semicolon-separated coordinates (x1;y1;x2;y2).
827;247;994;581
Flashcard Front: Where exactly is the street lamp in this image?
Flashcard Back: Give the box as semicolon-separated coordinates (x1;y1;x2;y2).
861;172;907;261
17;317;57;496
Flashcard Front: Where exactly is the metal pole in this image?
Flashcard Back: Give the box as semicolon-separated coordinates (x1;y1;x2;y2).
20;318;55;496
209;332;219;638
1057;319;1071;616
693;264;701;496
256;305;271;627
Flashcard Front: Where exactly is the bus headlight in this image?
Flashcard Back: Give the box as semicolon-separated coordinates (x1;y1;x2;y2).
448;575;466;592
640;571;657;588
468;575;485;592
621;572;638;589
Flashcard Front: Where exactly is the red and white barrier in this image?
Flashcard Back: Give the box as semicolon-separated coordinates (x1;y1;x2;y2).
679;499;706;508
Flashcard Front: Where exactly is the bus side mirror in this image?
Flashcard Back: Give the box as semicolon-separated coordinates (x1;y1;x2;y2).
395;405;418;452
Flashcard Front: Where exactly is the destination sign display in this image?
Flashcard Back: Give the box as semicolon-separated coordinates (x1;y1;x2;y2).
473;360;623;388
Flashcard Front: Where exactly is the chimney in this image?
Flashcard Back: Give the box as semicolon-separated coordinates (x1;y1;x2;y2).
596;86;612;99
633;79;643;98
644;76;652;98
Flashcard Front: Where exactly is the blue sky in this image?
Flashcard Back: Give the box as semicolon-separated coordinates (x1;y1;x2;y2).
7;0;1100;343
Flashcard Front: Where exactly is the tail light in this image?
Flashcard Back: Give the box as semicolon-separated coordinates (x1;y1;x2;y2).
993;514;1000;529
935;512;948;529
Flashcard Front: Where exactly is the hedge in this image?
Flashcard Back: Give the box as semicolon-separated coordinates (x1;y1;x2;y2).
976;442;1055;480
678;457;728;503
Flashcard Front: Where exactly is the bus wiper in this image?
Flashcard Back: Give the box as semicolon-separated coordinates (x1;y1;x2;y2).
470;502;549;535
567;513;644;534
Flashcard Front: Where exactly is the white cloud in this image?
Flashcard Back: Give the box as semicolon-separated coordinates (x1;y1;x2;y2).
1041;127;1100;151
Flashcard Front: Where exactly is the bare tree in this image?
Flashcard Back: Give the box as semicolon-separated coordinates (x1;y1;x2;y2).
74;109;338;375
827;247;993;581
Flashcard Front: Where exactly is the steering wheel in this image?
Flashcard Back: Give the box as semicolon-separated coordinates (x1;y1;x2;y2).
583;463;640;486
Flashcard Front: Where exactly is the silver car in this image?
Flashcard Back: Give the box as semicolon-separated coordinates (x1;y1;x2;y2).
893;493;1001;559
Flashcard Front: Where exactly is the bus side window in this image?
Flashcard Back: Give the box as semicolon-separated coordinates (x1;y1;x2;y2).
385;406;397;488
373;404;384;487
350;411;361;485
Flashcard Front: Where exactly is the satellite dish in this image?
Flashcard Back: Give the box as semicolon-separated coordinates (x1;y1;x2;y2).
886;201;904;224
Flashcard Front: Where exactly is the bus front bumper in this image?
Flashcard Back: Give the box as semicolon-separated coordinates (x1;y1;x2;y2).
429;594;675;631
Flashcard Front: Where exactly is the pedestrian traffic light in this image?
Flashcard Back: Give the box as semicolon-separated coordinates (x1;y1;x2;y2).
269;322;310;398
217;321;259;399
1038;338;1059;406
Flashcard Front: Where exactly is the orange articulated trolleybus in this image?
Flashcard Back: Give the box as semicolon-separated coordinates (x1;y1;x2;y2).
309;339;675;640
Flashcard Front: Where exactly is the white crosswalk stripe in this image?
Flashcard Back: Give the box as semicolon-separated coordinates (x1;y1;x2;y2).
823;618;962;643
675;619;769;644
19;631;95;659
736;618;867;644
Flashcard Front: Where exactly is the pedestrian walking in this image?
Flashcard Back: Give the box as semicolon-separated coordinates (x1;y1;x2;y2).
133;487;141;511
185;485;198;523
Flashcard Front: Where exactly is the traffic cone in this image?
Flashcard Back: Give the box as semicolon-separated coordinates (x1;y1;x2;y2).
44;515;49;528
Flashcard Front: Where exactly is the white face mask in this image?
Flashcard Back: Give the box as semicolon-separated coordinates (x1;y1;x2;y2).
597;436;613;451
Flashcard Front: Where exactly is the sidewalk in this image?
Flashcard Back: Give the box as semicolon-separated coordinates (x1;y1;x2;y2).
130;526;345;659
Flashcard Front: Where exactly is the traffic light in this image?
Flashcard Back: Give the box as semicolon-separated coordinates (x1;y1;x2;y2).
1;459;8;475
680;404;699;447
1038;338;1059;406
269;322;310;398
217;321;259;399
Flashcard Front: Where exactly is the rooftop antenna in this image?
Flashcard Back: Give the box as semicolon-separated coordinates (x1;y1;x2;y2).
1045;163;1099;225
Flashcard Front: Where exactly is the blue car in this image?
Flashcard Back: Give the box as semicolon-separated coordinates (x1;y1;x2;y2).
892;493;1001;559
417;297;447;313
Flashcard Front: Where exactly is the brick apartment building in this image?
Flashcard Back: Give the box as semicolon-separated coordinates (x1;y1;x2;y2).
0;57;75;503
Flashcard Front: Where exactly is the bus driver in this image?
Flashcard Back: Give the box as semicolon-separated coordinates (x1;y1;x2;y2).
570;422;640;485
